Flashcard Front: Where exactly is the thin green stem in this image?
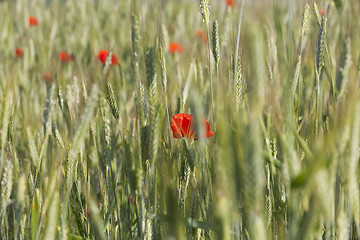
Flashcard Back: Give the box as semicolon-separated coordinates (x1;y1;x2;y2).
216;63;220;95
165;94;171;146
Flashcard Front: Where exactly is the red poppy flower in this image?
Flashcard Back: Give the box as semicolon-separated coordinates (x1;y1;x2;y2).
59;51;74;62
168;42;185;54
224;0;236;8
97;50;118;65
170;113;213;139
196;30;210;44
320;8;324;17
28;16;38;26
42;72;51;83
196;30;204;38
15;48;24;57
129;195;134;204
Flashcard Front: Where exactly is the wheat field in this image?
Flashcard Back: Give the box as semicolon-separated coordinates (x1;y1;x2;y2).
1;0;360;239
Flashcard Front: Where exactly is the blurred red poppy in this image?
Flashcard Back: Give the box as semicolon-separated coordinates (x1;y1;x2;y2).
15;48;24;57
168;42;185;54
196;30;204;38
97;50;118;65
28;16;38;26
196;30;210;43
129;195;134;204
320;8;324;17
42;72;51;83
225;0;236;8
59;51;74;62
204;35;210;43
170;113;213;139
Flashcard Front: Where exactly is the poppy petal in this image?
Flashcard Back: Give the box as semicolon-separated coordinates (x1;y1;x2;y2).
170;113;213;139
170;114;185;138
111;54;118;65
169;42;185;54
182;115;194;138
98;50;108;63
98;50;118;65
29;16;38;26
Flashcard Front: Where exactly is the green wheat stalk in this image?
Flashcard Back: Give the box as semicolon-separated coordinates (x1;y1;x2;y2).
145;46;158;118
212;20;220;91
106;81;123;140
292;4;310;97
336;37;352;97
199;0;214;124
234;57;245;110
0;89;12;176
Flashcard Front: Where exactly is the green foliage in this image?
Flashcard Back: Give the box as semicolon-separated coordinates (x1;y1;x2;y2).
1;0;360;239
